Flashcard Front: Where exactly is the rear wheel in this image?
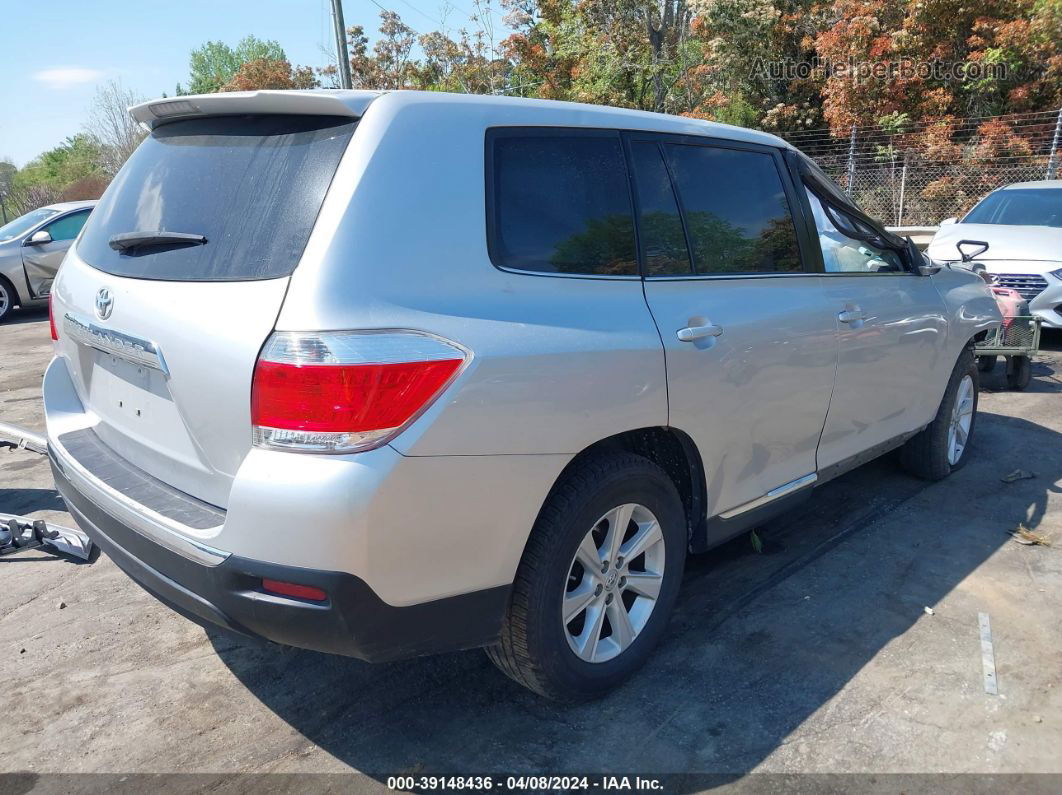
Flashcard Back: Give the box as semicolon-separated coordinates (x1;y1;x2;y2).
899;348;978;481
486;453;685;701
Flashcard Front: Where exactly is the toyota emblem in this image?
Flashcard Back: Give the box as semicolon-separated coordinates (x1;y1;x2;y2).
95;287;114;320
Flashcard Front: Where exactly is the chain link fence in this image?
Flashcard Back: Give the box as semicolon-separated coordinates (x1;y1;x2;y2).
781;109;1062;226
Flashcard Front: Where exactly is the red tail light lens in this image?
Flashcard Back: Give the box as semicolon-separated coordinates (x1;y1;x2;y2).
49;294;59;341
261;578;327;602
251;331;469;453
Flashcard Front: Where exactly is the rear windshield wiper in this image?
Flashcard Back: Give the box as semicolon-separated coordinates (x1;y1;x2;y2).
108;231;207;252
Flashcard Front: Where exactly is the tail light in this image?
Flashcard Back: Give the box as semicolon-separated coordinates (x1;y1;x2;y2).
251;330;470;454
48;294;58;341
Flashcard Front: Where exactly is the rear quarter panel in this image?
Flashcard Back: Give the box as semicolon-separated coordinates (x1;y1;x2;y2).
277;92;669;456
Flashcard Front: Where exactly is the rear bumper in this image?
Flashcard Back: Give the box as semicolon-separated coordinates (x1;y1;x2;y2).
51;448;509;662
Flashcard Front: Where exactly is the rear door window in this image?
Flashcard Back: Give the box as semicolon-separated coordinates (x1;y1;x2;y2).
487;130;637;276
628;141;692;276
663;143;803;275
77;115;356;281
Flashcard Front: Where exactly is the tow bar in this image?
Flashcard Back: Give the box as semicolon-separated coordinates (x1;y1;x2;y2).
0;513;94;561
0;421;94;562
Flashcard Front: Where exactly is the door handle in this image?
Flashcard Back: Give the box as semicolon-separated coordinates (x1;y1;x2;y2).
838;308;866;324
677;323;724;342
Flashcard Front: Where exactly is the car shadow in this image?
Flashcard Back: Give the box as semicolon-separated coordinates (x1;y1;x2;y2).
1;305;49;326
0;486;66;514
207;400;1059;784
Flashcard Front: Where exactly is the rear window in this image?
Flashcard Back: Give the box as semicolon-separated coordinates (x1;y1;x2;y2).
487;130;637;276
77;115;356;281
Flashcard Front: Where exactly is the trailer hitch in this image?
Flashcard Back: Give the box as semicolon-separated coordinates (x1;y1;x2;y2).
0;513;94;561
0;421;47;455
0;421;93;561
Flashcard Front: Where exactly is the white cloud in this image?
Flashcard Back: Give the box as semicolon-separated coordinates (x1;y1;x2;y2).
33;67;104;90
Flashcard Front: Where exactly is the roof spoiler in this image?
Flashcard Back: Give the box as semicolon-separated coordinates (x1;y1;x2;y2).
128;90;383;129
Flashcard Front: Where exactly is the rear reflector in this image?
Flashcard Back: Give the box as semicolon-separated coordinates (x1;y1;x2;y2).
261;578;328;602
48;294;58;341
251;330;469;454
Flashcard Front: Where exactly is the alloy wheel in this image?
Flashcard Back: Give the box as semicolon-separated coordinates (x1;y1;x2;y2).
562;503;665;663
948;374;975;465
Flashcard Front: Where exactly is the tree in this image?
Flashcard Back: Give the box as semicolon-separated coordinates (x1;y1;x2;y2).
5;136;107;215
180;36;288;94
814;0;1062;132
0;159;16;223
83;79;147;176
220;59;319;91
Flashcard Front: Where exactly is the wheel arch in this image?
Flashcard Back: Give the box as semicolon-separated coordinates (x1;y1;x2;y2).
536;427;708;552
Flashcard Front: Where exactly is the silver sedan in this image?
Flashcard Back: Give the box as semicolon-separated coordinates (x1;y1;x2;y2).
0;200;96;322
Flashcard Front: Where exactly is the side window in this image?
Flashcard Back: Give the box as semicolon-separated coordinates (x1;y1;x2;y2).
489;132;637;276
44;210;91;242
805;189;904;274
663;144;802;274
629;141;692;276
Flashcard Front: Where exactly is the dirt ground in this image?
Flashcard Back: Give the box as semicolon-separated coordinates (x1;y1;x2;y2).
2;304;1061;792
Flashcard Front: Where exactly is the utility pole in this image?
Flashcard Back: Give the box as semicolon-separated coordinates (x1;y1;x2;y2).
330;0;353;89
0;191;7;225
1046;107;1062;180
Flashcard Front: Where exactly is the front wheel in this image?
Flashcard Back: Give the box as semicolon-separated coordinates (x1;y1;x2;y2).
0;278;14;323
486;453;686;701
899;348;978;481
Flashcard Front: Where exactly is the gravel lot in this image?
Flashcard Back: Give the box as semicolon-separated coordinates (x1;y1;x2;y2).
2;305;1061;790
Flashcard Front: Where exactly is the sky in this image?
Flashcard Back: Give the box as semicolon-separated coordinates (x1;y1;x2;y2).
1;0;504;167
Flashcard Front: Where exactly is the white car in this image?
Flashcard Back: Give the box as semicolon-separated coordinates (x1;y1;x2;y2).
927;181;1062;328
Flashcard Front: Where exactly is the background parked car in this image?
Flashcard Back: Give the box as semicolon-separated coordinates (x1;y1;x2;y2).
927;181;1062;329
0;200;97;322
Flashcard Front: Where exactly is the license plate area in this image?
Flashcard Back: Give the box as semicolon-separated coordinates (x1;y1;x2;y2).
89;350;171;426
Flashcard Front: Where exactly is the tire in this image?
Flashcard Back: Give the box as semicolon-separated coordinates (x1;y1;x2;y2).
1005;355;1031;390
899;348;978;481
0;276;14;323
486;453;686;701
977;355;997;373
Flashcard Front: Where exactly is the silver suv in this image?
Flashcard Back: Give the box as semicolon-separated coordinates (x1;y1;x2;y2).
45;91;1001;700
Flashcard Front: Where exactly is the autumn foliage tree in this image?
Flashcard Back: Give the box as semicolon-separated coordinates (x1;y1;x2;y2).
220;59;318;91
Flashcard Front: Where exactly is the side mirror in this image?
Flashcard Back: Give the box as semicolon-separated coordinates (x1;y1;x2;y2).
26;229;52;246
956;239;989;262
940;217;958;226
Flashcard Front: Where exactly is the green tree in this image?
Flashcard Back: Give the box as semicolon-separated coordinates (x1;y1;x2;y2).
5;135;108;214
180;35;288;94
